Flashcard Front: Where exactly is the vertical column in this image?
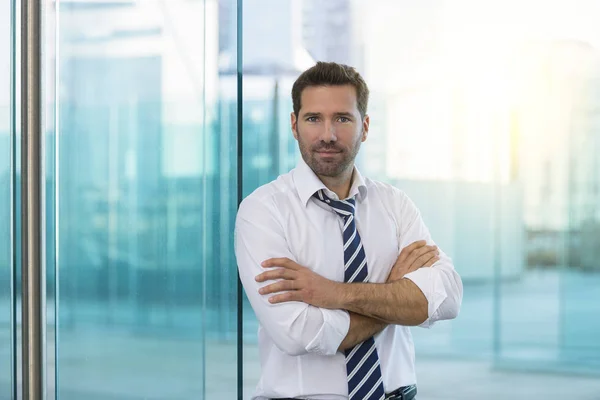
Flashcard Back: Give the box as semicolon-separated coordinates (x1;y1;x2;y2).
236;0;244;398
21;0;45;399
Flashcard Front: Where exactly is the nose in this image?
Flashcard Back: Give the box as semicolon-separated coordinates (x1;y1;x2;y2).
319;121;337;143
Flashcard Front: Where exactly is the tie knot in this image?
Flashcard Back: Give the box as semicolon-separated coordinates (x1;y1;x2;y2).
313;189;356;218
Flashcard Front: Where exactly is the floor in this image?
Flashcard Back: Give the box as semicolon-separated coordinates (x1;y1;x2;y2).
0;269;599;399
1;334;599;400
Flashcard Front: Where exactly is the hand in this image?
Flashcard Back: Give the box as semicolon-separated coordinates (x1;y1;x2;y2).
387;240;439;282
256;258;342;308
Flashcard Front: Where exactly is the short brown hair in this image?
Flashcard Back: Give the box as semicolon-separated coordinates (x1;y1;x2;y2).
291;61;370;119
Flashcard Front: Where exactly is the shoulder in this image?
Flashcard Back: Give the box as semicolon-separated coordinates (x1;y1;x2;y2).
237;171;297;221
364;177;410;204
363;178;422;230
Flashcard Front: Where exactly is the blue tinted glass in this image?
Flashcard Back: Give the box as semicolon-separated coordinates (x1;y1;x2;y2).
241;1;600;399
0;0;14;397
55;1;238;398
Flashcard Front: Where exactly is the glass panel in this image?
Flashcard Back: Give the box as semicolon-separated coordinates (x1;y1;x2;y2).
0;0;14;398
241;1;303;396
492;1;600;381
54;1;237;398
561;56;600;373
241;1;600;399
45;0;57;397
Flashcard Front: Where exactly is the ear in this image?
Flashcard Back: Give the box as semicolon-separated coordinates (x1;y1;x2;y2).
291;112;299;140
361;114;370;142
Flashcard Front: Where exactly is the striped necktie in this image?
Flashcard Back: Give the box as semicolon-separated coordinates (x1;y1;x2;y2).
314;189;385;400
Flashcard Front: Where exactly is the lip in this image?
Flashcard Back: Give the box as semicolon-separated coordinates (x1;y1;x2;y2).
315;150;342;154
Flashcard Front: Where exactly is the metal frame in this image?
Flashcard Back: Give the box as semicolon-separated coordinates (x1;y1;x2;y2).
21;0;45;399
236;0;244;398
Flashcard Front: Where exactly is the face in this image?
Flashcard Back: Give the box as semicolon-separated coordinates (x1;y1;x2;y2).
291;85;369;178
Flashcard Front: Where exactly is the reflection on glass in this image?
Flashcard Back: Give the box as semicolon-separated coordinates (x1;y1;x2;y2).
1;0;598;398
54;1;237;398
241;0;600;398
0;0;13;397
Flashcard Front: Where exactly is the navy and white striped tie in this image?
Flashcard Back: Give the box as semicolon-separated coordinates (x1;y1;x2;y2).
314;189;385;400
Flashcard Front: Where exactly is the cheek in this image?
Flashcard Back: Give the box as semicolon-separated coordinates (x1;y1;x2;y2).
339;127;363;146
297;125;320;142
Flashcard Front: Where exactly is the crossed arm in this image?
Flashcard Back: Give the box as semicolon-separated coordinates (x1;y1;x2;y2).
336;282;427;352
258;244;435;351
235;196;463;356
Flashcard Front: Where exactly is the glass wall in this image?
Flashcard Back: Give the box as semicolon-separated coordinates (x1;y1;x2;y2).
240;0;600;399
0;0;14;398
52;0;238;398
3;0;600;399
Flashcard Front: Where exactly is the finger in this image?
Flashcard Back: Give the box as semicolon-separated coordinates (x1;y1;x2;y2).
398;240;427;262
405;245;437;266
261;258;299;269
423;256;440;268
259;280;296;295
268;291;301;304
255;268;295;282
416;254;440;269
409;250;437;271
409;251;438;272
254;268;291;282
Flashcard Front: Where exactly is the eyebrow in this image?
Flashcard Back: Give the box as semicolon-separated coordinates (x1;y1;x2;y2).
302;112;355;118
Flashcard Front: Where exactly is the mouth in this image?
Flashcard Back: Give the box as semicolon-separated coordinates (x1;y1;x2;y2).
315;151;342;159
315;149;342;154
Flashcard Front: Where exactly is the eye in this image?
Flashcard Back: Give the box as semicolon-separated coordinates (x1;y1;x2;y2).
338;117;351;123
306;116;319;122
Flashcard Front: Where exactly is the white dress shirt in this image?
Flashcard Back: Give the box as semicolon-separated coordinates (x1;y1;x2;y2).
235;158;463;400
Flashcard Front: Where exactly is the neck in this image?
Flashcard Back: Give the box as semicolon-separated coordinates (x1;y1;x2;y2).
319;167;354;200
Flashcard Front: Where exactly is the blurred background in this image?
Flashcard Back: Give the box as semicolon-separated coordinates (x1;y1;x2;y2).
1;0;599;399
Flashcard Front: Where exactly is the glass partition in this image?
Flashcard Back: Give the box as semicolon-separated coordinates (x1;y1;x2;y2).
0;0;15;398
53;1;238;398
2;1;600;399
240;1;600;399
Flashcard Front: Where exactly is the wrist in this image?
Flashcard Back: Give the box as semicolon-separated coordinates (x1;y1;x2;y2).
330;281;351;309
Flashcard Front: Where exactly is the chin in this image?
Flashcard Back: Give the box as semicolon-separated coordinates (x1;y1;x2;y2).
312;162;346;177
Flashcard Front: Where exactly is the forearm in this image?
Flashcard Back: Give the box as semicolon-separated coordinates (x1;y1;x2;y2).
335;279;428;325
337;312;387;352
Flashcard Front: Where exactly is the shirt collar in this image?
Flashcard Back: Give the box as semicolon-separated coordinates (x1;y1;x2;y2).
294;157;368;207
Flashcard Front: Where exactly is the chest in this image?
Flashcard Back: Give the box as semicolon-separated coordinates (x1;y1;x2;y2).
282;200;400;283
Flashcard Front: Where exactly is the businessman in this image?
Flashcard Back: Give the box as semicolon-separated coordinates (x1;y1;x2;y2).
235;61;463;400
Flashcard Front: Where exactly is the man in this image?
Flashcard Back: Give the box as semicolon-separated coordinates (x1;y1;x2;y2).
235;62;463;400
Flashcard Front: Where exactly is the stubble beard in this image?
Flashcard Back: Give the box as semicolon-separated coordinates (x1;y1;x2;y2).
297;131;362;178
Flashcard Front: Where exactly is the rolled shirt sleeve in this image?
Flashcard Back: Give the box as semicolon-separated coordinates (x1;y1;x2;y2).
235;196;350;356
395;190;463;328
